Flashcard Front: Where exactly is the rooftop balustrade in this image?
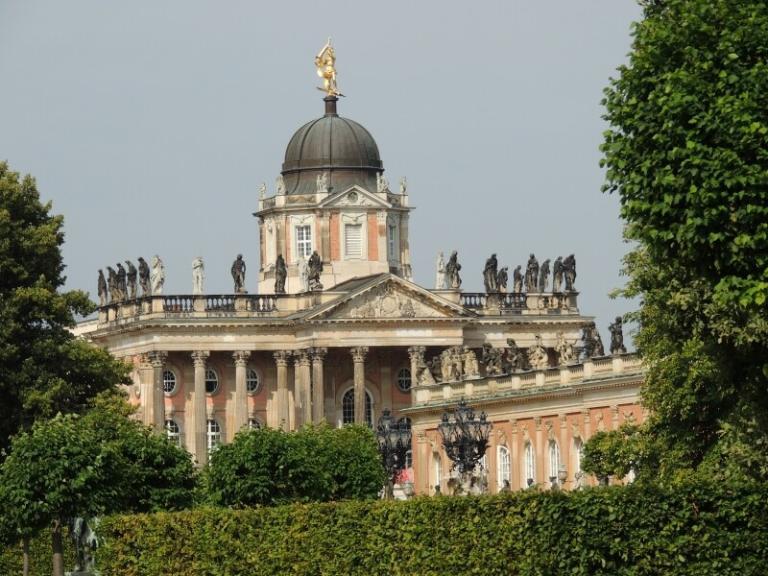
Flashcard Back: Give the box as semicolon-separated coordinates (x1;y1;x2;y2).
459;291;578;314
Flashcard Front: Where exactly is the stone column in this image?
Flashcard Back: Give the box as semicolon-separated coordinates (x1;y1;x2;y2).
350;346;369;425
233;351;251;434
408;346;425;387
147;351;168;432
191;350;210;466
274;351;291;430
311;348;327;423
295;350;312;426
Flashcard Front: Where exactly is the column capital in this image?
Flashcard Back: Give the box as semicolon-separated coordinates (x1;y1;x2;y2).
191;350;210;368
147;350;168;368
310;347;328;362
233;350;251;367
350;346;369;363
295;349;311;367
273;350;292;367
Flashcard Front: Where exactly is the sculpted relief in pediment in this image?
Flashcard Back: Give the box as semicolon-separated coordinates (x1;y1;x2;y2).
333;283;446;320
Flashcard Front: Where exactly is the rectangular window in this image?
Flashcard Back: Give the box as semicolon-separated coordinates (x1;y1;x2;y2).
345;224;362;258
296;225;312;259
388;225;397;260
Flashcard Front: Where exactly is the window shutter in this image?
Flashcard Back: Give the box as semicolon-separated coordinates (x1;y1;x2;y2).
345;224;362;257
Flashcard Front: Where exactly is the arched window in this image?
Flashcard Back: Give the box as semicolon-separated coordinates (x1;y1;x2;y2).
162;370;177;395
548;441;562;484
246;369;261;394
573;438;583;476
396;368;412;392
205;369;219;395
434;452;443;493
248;418;261;430
524;442;536;487
206;420;221;453
164;419;180;446
342;388;372;427
497;445;511;490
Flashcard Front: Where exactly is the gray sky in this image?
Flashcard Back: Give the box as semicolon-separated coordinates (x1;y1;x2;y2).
0;0;642;342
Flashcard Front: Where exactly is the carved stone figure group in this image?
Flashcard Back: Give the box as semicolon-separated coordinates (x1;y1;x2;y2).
477;252;578;294
98;255;162;305
415;335;558;384
581;321;605;359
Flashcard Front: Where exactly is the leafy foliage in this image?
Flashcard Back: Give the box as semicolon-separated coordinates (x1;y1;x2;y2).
91;483;768;576
204;424;385;507
0;161;130;453
0;394;196;572
580;424;646;482
598;0;768;480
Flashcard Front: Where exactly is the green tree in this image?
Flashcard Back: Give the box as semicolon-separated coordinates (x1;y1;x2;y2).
205;424;385;507
0;161;129;453
0;393;196;576
598;0;768;481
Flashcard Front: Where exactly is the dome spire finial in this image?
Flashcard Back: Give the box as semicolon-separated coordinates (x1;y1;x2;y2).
315;38;344;98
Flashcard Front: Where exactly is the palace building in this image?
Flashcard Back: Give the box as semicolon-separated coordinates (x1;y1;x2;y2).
77;83;644;495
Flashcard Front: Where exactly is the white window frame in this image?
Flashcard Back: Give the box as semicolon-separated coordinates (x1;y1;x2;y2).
341;387;373;427
497;445;511;490
165;419;181;446
248;418;261;430
524;442;536;486
434;452;442;493
548;440;562;485
295;224;313;260
206;419;221;453
573;438;583;476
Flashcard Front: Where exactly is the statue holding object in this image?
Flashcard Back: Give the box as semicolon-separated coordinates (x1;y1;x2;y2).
496;266;508;293
524;254;539;293
538;258;551;293
192;257;205;295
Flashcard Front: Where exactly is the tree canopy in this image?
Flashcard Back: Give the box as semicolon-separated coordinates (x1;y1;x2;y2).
0;393;196;575
204;424;386;507
598;0;768;481
0;161;129;453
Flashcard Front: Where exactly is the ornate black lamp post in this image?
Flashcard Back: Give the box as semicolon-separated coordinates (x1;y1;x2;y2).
438;399;492;493
375;409;412;499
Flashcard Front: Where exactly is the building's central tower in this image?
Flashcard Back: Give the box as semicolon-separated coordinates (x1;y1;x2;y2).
255;94;413;294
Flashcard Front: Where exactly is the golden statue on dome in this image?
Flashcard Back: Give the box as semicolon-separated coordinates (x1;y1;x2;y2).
315;38;342;97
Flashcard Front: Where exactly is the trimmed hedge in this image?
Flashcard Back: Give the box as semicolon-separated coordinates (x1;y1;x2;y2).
95;483;768;576
0;532;75;576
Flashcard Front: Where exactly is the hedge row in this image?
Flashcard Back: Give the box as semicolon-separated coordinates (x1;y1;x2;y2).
0;532;75;576
95;483;768;576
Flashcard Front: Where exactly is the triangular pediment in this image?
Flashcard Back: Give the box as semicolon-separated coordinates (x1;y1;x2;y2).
304;275;474;321
317;185;390;210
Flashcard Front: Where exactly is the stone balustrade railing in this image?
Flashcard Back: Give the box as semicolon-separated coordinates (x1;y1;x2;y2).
412;353;642;406
97;293;283;325
459;291;579;313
